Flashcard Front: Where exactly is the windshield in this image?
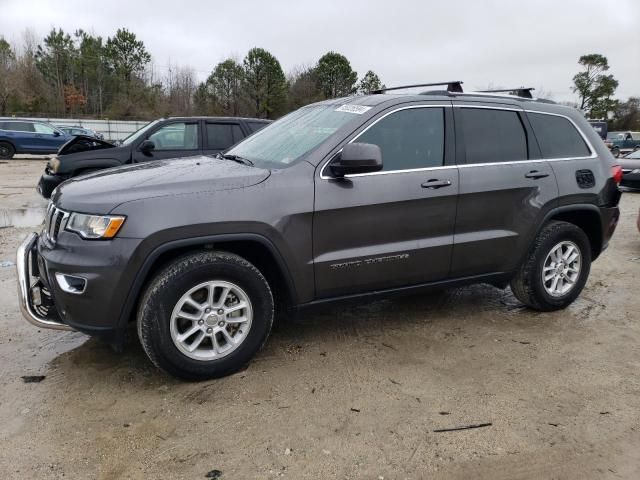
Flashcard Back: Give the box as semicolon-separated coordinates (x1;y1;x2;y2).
121;120;161;145
607;132;624;141
225;103;365;168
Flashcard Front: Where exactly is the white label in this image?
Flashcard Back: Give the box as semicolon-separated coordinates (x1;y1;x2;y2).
335;104;372;114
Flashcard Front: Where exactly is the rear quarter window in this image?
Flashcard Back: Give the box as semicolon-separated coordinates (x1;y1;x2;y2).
528;112;591;158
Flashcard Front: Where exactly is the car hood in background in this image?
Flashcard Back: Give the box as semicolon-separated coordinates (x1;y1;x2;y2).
52;155;271;213
618;157;640;170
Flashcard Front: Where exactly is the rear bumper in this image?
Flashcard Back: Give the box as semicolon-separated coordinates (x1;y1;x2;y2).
16;233;73;331
599;205;620;254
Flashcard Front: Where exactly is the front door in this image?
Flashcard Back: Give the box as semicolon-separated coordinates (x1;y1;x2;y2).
132;121;201;162
33;123;66;153
313;104;459;298
450;103;559;277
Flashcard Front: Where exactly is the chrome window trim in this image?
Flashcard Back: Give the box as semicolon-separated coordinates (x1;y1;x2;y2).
319;104;598;180
319;104;451;180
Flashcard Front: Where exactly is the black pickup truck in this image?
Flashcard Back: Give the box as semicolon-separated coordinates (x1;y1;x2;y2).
38;116;270;198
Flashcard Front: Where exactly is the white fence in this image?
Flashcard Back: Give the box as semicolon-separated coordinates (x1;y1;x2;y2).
21;117;149;141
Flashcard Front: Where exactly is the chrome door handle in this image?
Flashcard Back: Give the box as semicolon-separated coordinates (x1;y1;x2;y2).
525;170;550;179
421;179;452;189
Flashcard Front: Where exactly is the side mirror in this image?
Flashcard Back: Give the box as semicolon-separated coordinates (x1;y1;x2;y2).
330;142;383;177
139;140;155;154
53;131;61;137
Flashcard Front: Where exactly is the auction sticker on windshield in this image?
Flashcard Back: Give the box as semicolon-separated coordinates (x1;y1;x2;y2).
335;105;372;114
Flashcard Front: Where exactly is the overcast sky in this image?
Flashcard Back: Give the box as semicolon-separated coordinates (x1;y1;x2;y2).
2;0;638;103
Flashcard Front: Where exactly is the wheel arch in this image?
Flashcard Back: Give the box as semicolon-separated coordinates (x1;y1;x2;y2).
541;205;604;260
117;233;298;329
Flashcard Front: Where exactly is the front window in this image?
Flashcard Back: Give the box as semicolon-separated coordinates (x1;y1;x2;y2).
148;122;199;150
34;123;58;135
121;120;161;145
225;104;363;168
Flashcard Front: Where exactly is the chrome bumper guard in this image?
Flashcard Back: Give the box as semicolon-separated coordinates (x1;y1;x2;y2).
16;232;74;331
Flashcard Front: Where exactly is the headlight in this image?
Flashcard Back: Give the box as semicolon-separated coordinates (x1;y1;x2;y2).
66;213;126;239
48;157;61;173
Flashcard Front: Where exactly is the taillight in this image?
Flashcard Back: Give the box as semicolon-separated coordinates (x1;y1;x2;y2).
611;165;623;185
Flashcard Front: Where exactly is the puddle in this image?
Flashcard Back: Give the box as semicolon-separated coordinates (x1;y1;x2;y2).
0;207;47;228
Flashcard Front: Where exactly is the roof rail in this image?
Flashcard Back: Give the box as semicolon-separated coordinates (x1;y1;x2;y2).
477;87;535;99
372;81;463;94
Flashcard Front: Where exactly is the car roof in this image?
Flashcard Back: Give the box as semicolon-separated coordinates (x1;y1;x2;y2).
165;116;272;123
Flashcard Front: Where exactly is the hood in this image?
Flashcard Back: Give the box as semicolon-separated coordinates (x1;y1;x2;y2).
618;156;640;169
52;155;271;213
58;135;116;156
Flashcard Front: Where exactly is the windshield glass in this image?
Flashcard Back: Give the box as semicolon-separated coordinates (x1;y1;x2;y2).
607;132;624;141
225;104;364;168
121;120;161;145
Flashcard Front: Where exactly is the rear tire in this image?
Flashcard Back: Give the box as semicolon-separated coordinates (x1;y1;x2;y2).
510;221;591;311
137;251;274;380
0;141;15;159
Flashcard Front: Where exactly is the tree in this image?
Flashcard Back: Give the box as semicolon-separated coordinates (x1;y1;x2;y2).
242;47;287;118
104;28;151;84
315;51;357;98
35;28;77;113
572;54;618;118
611;97;640;131
357;70;384;95
0;38;16;115
206;59;244;116
287;65;323;110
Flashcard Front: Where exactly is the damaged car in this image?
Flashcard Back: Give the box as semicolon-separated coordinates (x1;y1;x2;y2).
38;116;271;198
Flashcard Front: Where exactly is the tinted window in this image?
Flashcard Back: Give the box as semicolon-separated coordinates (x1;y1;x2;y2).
461;108;528;164
148;122;198;150
4;121;35;132
206;123;243;150
528;113;591;158
246;121;268;133
356;107;444;171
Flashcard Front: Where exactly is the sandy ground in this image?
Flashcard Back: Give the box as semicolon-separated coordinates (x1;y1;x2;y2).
0;160;639;480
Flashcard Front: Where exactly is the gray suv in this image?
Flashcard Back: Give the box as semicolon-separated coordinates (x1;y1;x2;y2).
17;82;622;380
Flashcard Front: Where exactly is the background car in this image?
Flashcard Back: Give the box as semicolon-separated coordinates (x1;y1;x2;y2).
56;125;105;140
0;119;72;159
38;116;271;198
606;131;640;157
619;149;640;189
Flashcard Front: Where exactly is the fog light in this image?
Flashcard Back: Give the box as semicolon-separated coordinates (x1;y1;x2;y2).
55;273;87;294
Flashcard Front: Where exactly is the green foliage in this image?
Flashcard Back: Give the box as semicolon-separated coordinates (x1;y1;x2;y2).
315;51;358;98
287;65;323;110
0;37;16;114
610;97;640;131
104;28;151;83
242;47;287;118
572;54;618;118
206;59;244;115
357;70;385;95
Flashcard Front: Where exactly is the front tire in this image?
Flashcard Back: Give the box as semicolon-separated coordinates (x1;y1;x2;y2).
137;251;274;380
510;221;591;311
0;141;15;159
611;147;621;158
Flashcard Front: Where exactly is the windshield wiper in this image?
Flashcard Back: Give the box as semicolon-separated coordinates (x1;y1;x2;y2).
216;153;254;167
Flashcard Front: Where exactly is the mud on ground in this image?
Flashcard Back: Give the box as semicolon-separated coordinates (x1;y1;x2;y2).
0;160;639;479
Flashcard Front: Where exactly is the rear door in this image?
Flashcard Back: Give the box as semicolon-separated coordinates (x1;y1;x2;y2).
313;103;459;298
450;102;558;277
3;121;37;151
132;120;201;162
202;121;245;155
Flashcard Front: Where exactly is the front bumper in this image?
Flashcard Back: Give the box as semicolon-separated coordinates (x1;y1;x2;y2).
37;171;67;199
621;171;640;188
16;233;73;330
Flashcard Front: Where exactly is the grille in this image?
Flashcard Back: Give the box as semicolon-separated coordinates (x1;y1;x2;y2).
44;203;69;243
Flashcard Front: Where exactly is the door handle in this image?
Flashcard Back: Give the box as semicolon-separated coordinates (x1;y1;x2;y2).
421;179;452;189
524;170;550;179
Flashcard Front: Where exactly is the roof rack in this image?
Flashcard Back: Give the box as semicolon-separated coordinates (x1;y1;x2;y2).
372;81;463;94
477;87;535;99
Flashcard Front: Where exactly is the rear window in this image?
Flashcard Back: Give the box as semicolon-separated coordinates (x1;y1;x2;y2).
528;113;591;158
460;108;528;164
2;121;35;132
246;121;268;133
206;123;244;150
